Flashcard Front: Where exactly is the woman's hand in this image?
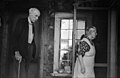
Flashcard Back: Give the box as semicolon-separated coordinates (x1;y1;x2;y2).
81;66;85;74
78;55;86;74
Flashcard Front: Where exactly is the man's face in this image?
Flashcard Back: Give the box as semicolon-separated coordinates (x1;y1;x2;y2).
30;10;40;23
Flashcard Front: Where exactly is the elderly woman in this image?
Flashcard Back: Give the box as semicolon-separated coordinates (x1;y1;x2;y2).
73;26;97;78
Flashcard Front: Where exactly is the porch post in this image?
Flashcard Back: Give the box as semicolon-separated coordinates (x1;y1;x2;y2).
108;9;117;78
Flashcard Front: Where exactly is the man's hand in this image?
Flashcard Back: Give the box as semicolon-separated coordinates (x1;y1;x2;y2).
15;51;22;63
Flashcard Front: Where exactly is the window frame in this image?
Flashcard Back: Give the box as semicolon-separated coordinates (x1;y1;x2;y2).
53;13;73;76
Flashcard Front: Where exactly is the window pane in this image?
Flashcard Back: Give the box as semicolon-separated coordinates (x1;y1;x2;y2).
77;20;85;29
59;50;72;74
61;30;72;39
61;39;69;49
61;39;72;50
61;19;69;29
61;19;73;30
60;50;68;61
61;30;69;39
69;19;73;29
75;30;85;39
68;30;73;39
68;40;72;48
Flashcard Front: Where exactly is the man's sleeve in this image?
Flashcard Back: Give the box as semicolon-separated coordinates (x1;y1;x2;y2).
12;19;23;53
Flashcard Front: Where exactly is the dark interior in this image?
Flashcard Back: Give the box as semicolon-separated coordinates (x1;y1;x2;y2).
0;0;120;78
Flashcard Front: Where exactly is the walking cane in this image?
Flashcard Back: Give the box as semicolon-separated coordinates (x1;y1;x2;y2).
18;58;22;78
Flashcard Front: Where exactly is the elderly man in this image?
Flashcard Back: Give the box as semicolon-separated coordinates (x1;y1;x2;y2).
12;8;40;78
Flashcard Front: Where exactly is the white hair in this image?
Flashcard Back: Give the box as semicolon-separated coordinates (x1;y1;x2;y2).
29;8;40;15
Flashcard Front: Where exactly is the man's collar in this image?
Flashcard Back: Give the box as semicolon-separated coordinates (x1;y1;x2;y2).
28;17;32;24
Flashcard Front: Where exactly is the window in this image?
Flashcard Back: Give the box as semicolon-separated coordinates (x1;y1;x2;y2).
53;13;85;76
59;19;73;74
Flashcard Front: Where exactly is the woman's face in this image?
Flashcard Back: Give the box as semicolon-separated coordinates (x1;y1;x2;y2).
88;28;97;40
